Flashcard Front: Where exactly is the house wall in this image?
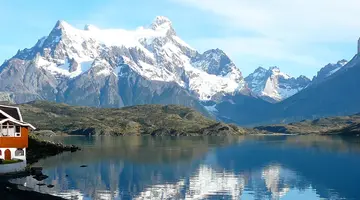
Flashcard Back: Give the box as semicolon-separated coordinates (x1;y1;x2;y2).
0;148;26;161
0;127;28;148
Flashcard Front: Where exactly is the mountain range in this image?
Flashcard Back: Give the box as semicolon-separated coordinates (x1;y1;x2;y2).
0;17;248;114
0;16;358;126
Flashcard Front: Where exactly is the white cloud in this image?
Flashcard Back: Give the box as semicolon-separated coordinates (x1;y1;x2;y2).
190;37;324;76
173;0;360;42
172;0;360;76
191;37;318;64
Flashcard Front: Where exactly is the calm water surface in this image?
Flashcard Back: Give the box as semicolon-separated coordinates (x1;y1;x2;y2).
11;135;360;200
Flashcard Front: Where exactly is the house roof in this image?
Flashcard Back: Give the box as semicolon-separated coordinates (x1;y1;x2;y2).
0;113;8;120
0;105;22;121
0;105;35;130
0;118;36;130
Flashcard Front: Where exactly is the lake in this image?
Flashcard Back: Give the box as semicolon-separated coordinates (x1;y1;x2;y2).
10;135;360;200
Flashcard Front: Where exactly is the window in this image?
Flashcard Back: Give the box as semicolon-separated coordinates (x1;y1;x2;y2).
1;124;8;136
0;150;2;156
0;123;18;137
15;149;24;156
15;126;21;137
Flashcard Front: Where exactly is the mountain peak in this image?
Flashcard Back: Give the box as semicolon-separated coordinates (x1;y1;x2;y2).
245;66;309;102
150;16;175;36
337;59;348;66
152;16;172;25
254;66;267;72
84;24;99;31
204;48;225;55
43;20;77;47
54;20;73;30
313;59;348;83
298;75;310;79
269;66;280;73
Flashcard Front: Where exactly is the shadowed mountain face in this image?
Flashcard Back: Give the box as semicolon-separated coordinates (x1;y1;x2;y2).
312;59;348;84
271;55;360;122
215;54;360;126
10;135;360;200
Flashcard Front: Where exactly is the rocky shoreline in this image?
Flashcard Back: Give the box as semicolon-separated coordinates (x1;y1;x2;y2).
0;135;80;200
27;134;79;165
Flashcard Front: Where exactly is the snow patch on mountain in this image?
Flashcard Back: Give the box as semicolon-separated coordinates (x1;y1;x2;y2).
245;67;311;102
185;67;241;100
204;104;218;113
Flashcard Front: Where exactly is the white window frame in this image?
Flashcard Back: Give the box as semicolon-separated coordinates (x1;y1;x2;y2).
0;123;9;137
0;123;21;137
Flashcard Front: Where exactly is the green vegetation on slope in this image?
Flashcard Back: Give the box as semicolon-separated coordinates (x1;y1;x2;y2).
255;114;360;135
18;101;249;136
9;100;360;136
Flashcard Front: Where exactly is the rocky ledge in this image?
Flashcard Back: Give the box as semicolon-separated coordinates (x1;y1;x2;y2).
27;134;79;164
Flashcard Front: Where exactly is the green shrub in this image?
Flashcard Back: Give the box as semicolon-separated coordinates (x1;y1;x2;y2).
1;159;23;165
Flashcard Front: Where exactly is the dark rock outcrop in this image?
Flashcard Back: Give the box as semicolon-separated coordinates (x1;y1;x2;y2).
27;135;80;164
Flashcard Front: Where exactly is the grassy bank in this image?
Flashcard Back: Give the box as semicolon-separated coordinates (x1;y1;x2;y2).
0;160;23;165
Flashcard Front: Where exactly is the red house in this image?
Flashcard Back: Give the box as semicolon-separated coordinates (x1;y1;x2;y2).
0;105;35;161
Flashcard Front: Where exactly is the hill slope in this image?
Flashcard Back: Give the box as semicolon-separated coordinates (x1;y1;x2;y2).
18;101;248;136
272;54;360;122
255;114;360;135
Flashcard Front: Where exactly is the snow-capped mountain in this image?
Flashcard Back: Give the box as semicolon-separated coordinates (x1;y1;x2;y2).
0;16;247;111
245;67;311;102
312;59;348;83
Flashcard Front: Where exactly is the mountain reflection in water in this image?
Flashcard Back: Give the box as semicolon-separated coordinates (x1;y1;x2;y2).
10;135;360;200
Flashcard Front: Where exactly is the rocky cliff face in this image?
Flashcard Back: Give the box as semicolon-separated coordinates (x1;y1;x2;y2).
312;59;347;83
245;67;311;102
0;16;248;114
0;92;14;103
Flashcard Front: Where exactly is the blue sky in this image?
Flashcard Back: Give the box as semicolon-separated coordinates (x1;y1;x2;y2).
1;0;359;77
